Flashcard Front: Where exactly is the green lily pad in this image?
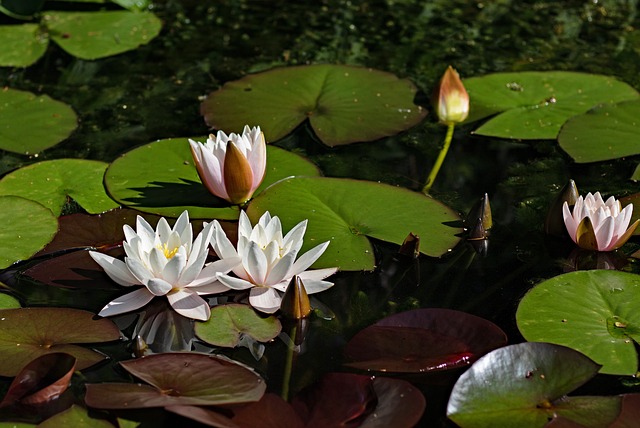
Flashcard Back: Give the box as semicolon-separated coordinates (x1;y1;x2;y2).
0;159;119;216
0;307;121;377
104;138;321;220
0;196;58;269
201;64;427;146
464;71;638;140
246;177;462;270
447;342;621;428
0;292;21;309
38;405;113;428
557;99;640;163
0;24;48;67
84;352;266;408
195;304;281;348
516;270;640;375
0;88;77;155
43;11;162;60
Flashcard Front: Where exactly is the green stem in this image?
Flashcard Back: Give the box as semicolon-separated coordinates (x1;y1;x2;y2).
281;324;298;401
422;122;455;194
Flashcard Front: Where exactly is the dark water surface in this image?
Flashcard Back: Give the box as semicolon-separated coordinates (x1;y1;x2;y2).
3;0;640;426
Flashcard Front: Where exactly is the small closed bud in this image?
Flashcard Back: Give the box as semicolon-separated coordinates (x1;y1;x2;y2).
465;193;492;237
280;276;311;320
545;179;579;237
398;232;420;258
223;142;255;204
433;66;469;125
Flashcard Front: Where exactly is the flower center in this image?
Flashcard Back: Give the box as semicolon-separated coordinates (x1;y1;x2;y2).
159;243;179;259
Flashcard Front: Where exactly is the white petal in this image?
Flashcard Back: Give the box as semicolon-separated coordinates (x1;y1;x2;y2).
162;251;186;285
167;289;210;321
125;257;154;284
156;217;172;245
89;251;140;286
212;221;238;259
562;202;578;242
187;257;242;288
272;267;338;292
289;241;330;276
147;278;173;296
283;220;307;254
148;247;168;276
135;216;156;246
244;241;268;285
217;273;255;290
265;250;296;286
99;287;155;317
190;281;230;295
238;210;253;238
173;210;192;243
249;287;281;314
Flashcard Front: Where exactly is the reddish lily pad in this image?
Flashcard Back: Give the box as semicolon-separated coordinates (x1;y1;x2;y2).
610;394;640;428
447;342;621;427
195;304;281;348
0;353;76;408
201;64;426;146
344;308;507;374
0;307;121;377
84;352;266;409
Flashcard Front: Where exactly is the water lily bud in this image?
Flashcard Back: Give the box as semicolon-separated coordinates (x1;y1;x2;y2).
433;66;469;125
465;193;492;237
189;125;267;205
545;179;579;237
280;276;311;320
398;232;420;258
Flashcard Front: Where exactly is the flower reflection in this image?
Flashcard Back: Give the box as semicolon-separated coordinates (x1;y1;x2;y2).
132;300;195;356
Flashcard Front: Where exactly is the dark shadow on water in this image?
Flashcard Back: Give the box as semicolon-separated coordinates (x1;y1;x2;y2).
123;179;230;209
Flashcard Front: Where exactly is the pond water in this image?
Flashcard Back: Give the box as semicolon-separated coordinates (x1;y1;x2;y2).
2;0;640;426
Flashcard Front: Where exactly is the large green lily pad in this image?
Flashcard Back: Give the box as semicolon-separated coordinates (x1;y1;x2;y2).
447;342;621;428
104;138;321;220
0;159;119;216
195;304;281;348
200;64;427;146
0;196;58;269
246;177;462;270
557;99;640;163
0;88;77;154
38;405;113;428
516;270;640;375
0;307;121;377
0;24;48;67
84;352;266;408
464;71;638;140
43;11;162;60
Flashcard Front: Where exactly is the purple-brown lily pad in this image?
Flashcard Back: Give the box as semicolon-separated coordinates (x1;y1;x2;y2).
0;308;121;377
84;352;266;409
344;308;507;374
0;353;76;408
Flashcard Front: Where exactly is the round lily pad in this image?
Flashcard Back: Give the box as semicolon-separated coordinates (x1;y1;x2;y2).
0;88;77;155
0;292;21;309
201;64;427;146
195;304;281;348
516;270;640;375
246;177;462;270
43;10;162;60
0;24;48;67
447;342;621;428
464;71;638;140
104;138;321;220
344;308;506;374
0;307;121;377
0;159;119;216
558;99;640;163
0;196;58;269
38;405;113;428
84;352;266;408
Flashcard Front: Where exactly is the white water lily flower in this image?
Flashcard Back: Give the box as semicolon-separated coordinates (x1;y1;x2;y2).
189;125;267;205
90;210;240;321
562;192;639;252
210;211;338;313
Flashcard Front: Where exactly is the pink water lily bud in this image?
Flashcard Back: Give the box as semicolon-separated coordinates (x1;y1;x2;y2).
433;66;469;125
189;125;267;205
563;192;639;252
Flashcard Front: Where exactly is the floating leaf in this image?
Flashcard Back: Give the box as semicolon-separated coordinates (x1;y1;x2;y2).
84;352;266;408
37;404;113;428
0;292;20;309
558;99;640;163
0;24;48;67
517;270;640;375
104;138;321;219
0;88;77;154
0;353;76;408
344;308;506;374
0;196;58;269
0;159;119;216
464;71;638;140
247;177;462;270
610;394;640;427
0;307;120;377
43;11;162;60
447;342;621;427
201;64;426;146
195;304;281;348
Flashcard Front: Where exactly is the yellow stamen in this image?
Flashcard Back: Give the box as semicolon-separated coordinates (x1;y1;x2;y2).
158;243;179;259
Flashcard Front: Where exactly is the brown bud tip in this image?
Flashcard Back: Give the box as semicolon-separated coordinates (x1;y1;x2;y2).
223;142;254;204
545;179;579;237
398;232;420;258
280;276;311;319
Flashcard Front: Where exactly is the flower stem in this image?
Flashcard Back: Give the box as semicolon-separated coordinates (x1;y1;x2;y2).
422;122;455;194
281;324;298;401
